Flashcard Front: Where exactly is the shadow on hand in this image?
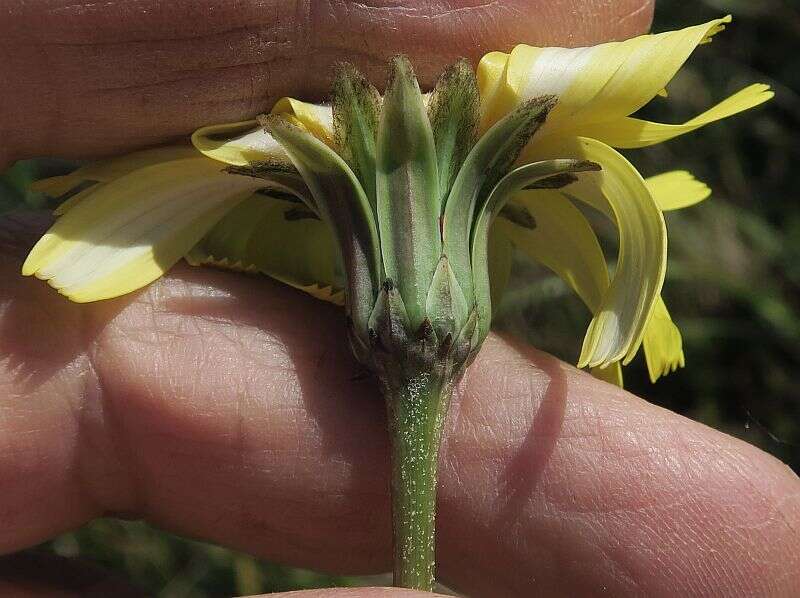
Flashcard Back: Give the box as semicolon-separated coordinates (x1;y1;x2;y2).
0;210;132;393
498;341;568;518
162;265;394;566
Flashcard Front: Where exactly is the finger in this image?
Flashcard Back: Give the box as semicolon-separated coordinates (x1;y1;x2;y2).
1;212;798;597
0;0;653;166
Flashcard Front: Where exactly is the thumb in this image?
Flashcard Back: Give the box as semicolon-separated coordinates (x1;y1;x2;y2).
0;0;653;166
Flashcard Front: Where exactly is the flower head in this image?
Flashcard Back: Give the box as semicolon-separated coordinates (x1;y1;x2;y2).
23;17;772;385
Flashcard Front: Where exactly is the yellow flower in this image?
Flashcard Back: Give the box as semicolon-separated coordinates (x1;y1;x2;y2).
22;17;771;385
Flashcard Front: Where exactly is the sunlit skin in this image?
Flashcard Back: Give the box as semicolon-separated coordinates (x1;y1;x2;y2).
1;2;800;597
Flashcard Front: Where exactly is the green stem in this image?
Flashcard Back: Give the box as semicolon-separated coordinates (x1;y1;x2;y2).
385;370;453;591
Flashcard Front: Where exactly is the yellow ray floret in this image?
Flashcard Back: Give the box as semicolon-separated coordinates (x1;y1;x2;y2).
477;16;754;139
521;137;667;368
579;84;773;149
191;120;285;166
192;100;333;166
642;298;685;382
23;159;262;302
30;146;199;197
645;171;711;211
270;98;335;146
495;181;686;386
53;183;105;216
494;190;622;385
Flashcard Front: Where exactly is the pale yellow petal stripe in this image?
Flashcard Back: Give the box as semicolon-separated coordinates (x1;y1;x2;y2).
579;84;773;148
645;170;711;211
23;159;261;302
30;146;198;197
642;297;685;382
191;120;285;166
522;137;667;367
270;98;335;146
478;17;732;131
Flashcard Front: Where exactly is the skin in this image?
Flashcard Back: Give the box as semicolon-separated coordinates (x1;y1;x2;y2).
0;1;799;596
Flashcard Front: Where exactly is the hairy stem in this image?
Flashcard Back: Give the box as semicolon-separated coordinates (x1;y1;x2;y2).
385;370;454;590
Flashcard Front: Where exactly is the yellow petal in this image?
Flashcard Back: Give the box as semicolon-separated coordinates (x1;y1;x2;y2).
30;146;199;197
578;84;773;148
191;101;334;166
23;158;261;302
65;199;241;303
495;190;608;312
494;190;622;387
496;188;681;387
29;174;87;197
71;146;200;181
492;190;623;387
523;138;667;368
270;98;335;146
476;50;514;130
188;193;343;300
496;176;683;385
191;120;286;166
478;17;732;131
642;297;685;383
645;171;711;211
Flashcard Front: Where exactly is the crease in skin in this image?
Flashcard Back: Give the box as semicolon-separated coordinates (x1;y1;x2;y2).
616;0;652;26
80;343;145;518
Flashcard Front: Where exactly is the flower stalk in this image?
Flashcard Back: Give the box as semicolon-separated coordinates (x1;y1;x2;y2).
385;368;453;588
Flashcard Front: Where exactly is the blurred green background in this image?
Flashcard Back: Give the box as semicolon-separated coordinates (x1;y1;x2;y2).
1;0;797;595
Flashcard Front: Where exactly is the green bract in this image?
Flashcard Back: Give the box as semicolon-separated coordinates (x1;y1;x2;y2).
263;58;598;388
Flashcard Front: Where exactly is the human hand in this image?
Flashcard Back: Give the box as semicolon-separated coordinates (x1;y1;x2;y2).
2;1;799;597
